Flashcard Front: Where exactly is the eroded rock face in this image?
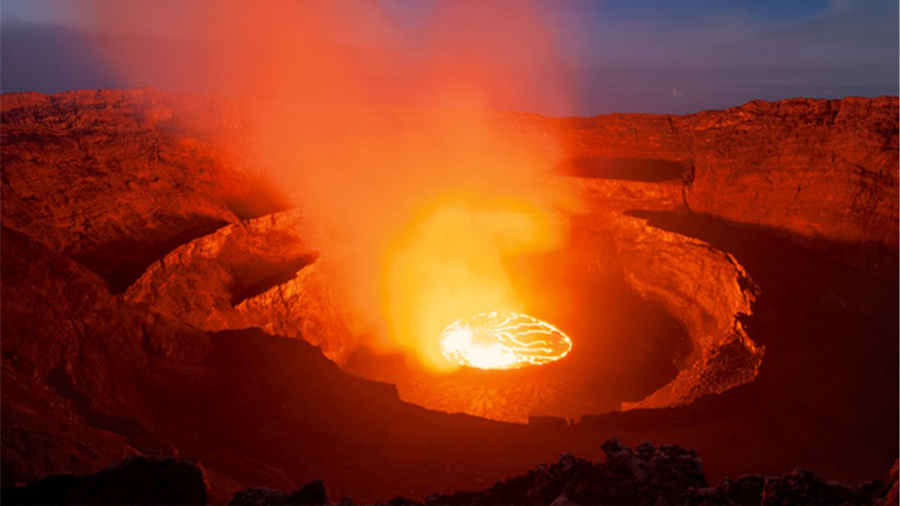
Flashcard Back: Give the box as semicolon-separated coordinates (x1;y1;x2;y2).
555;179;763;411
608;212;761;410
0;226;212;486
546;97;899;252
123;208;355;364
1;89;286;292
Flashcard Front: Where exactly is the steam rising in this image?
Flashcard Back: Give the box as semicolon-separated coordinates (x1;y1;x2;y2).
90;1;575;369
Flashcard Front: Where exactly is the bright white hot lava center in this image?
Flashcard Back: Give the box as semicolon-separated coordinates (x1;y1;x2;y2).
439;311;573;370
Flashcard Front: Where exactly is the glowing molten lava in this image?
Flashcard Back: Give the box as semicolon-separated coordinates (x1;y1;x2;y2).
440;312;572;370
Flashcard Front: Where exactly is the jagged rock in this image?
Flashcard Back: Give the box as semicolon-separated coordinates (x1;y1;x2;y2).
230;488;293;506
386;496;419;505
688;474;767;505
229;480;328;506
0;455;208;506
545;96;899;253
123;208;356;364
8;443;894;506
884;460;899;506
362;440;896;506
559;439;707;506
760;468;861;505
0;226;209;485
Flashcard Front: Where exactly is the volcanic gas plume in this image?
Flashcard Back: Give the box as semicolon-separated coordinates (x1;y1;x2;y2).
85;1;577;371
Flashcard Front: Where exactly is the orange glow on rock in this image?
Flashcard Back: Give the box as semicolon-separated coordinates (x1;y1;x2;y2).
440;311;572;370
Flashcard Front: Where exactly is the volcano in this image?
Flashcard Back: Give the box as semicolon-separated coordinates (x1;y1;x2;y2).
1;90;898;504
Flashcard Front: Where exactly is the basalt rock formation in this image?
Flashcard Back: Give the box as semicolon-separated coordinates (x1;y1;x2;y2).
230;480;328;506
0;456;209;506
10;441;892;506
1;90;897;503
411;440;898;506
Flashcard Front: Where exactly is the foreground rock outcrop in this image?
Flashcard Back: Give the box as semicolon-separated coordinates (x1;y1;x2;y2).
4;441;895;506
410;440;898;506
229;481;328;506
1;456;208;506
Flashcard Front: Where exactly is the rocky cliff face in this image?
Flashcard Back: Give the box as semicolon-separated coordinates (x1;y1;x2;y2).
547;97;899;255
122;208;356;364
4;92;895;294
1;89;286;292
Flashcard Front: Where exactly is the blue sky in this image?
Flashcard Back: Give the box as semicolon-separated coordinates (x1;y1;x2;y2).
1;0;897;116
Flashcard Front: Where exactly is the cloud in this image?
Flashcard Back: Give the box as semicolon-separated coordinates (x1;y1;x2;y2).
670;88;689;102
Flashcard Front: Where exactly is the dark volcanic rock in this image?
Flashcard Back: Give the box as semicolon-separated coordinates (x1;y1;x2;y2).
220;441;894;506
884;461;899;506
414;440;706;506
6;443;893;506
0;455;207;506
229;480;328;506
686;467;885;506
759;468;858;506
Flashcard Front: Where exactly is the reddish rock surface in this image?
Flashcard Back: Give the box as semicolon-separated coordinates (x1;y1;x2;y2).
1;90;896;503
545;97;899;253
1;89;286;292
123;208;355;364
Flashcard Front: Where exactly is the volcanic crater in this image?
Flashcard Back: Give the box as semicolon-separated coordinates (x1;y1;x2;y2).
1;89;897;503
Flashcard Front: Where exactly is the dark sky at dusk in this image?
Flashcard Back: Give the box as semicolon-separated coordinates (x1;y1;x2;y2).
1;0;897;116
